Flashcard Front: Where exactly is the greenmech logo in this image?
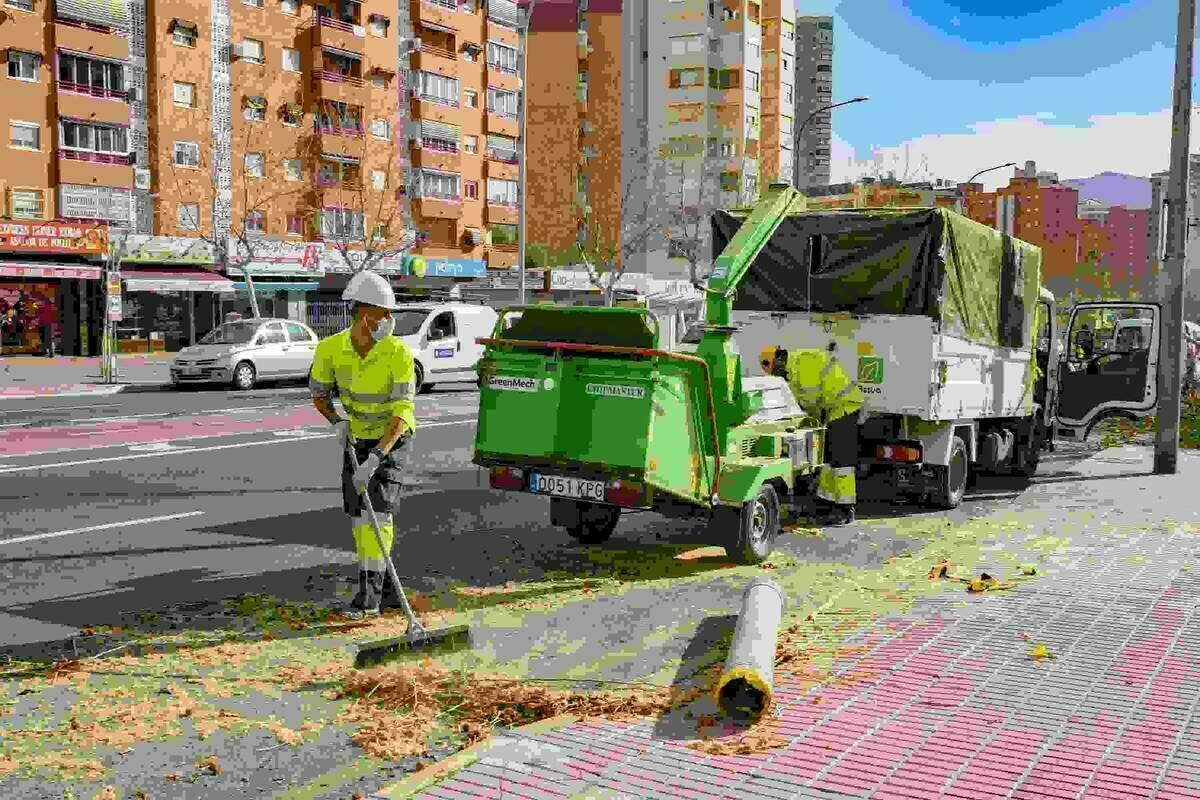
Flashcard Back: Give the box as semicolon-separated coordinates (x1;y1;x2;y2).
857;356;884;384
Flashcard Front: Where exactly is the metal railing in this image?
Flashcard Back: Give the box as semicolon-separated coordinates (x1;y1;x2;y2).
59;149;132;165
314;123;364;137
58;81;128;100
419;42;456;60
306;299;353;339
314;70;365;87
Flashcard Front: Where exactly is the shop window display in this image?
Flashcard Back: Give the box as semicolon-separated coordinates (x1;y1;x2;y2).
0;283;59;355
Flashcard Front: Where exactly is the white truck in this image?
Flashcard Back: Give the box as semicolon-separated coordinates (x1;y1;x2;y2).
710;201;1168;508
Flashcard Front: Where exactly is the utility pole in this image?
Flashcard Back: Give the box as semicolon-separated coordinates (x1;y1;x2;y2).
1154;0;1194;475
516;0;537;306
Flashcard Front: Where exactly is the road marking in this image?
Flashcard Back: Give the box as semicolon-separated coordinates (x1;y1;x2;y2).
0;418;475;474
67;403;294;425
1;511;206;547
129;442;188;452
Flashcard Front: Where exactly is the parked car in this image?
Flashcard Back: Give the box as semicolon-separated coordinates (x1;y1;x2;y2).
391;302;499;392
171;318;320;390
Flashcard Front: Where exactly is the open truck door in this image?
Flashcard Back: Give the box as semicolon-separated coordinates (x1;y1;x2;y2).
1054;302;1161;442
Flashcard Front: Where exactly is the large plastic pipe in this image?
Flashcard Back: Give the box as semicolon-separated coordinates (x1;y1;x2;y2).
714;577;787;719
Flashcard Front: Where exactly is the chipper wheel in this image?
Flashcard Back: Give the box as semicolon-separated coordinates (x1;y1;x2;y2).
719;483;781;565
565;501;621;545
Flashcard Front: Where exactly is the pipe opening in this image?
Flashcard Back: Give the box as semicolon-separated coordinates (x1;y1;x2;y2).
718;678;768;720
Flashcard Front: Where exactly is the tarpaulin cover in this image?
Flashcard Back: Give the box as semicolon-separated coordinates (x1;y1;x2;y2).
711;207;1043;349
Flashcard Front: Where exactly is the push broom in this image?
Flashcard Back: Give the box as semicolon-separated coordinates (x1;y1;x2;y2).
346;438;471;668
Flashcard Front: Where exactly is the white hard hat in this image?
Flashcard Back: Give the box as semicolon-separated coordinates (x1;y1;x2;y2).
342;270;399;310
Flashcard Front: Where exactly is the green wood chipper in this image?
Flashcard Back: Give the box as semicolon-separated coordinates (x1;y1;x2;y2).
470;184;823;564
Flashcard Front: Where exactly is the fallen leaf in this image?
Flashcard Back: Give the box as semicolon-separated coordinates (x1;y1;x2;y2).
760;562;777;570
164;775;180;782
928;559;952;580
1030;643;1053;662
94;787;118;800
1019;563;1038;575
198;755;222;776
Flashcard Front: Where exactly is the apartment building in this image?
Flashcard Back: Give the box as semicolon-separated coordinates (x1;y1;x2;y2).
792;14;831;190
525;0;796;282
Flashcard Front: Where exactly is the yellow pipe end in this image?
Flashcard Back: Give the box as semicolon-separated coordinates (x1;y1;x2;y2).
714;665;773;719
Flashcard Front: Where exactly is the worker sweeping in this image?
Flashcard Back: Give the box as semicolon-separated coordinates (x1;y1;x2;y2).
761;343;863;526
309;270;416;620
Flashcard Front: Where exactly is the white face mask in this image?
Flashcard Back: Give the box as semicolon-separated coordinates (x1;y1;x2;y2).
370;316;395;341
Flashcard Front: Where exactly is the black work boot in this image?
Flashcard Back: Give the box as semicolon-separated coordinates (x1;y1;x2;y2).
379;571;400;609
343;570;380;620
362;571;384;617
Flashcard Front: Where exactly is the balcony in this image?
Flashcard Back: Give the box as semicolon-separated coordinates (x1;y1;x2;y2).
411;144;462;173
412;42;458;76
315;177;363;191
485;203;518;225
54;19;128;60
485;158;518;181
313;123;366;147
416;0;459;32
411;95;462;127
412;196;463;220
487;248;518;270
57;150;134;187
486;66;520;93
485;113;519;138
56;86;131;125
312;70;365;104
311;23;365;60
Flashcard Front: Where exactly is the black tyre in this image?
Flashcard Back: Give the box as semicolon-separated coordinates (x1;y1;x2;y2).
929;435;968;509
414;363;431;394
725;483;780;565
232;361;256;391
565;502;621;544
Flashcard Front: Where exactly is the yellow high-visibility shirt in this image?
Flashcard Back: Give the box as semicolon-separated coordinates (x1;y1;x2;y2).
785;349;864;421
309;329;416;440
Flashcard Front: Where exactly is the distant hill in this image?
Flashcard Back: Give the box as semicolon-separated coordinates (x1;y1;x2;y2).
1062;172;1152;209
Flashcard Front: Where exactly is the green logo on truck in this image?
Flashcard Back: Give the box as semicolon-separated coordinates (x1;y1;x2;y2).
857;356;884;384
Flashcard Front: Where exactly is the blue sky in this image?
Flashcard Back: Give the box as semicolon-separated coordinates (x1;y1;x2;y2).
809;0;1186;187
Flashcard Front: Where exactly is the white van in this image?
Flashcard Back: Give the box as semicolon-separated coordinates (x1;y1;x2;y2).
391;302;499;392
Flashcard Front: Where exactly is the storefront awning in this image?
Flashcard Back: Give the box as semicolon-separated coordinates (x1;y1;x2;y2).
231;282;319;293
123;271;236;293
0;262;101;280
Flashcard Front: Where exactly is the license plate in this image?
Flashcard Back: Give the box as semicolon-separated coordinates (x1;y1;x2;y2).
529;472;606;501
182;367;199;375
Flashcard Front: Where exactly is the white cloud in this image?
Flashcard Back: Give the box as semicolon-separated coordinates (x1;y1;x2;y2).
831;108;1198;191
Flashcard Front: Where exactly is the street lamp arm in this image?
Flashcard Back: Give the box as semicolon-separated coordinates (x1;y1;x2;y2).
965;162;1017;187
794;96;869;189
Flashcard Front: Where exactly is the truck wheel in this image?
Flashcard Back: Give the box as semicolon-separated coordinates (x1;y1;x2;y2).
566;502;621;545
929;435;968;509
725;483;780;565
1012;418;1043;478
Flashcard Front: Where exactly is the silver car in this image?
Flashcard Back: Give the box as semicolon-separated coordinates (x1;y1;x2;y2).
171;318;320;390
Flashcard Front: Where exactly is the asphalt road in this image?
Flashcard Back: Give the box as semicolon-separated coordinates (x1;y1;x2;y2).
0;382;1100;653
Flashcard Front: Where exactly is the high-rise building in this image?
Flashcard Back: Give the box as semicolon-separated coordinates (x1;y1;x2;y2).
525;0;796;281
1148;157;1200;309
792;14;831;190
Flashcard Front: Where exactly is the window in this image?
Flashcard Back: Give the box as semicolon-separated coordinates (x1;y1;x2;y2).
370;118;389;139
669;68;703;88
10;189;44;219
782;20;794;40
6;0;34;12
486;41;518;73
369;15;388;36
491;223;517;245
243;96;266;122
244;152;264;177
9;122;38;150
259;324;285;344
284;159;301;180
781;115;793;135
747;41;760;58
487;178;518;206
315;100;361;133
670;35;703;55
464;180;478;200
60;120;129;157
286;215;303;236
746;70;759;92
282;48;300;71
370;75;386;89
419;170;459;200
58;53;125;97
418;71;459;105
709;37;720;54
173;141;200;167
464;134;477;154
7;51;39;82
708;68;738;89
280;102;303;126
244;0;263;6
486;87;517;117
320;207;364;238
371;170;385;191
173;81;195;107
240;38;264;64
486;134;517;163
178;203;199;230
464;89;478;108
280;0;298;14
245;210;266;234
285;322;314;342
428;311;455;340
172;22;197;47
783;84;793;105
782;56;791;73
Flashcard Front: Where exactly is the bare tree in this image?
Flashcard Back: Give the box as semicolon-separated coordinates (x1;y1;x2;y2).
864;144;933;185
574;150;666;307
318;136;414;274
667;158;715;290
166;127;318;318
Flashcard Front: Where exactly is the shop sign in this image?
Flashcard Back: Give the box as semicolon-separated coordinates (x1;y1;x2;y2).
121;236;215;264
398;256;487;279
227;241;325;277
0;263;102;280
549;270;600;292
107;294;123;322
0;222;107;255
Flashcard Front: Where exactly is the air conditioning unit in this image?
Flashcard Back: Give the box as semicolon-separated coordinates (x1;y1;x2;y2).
134;169;151;191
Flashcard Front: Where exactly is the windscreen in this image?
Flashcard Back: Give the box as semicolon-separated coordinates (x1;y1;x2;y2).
391;309;430;336
199;321;258;345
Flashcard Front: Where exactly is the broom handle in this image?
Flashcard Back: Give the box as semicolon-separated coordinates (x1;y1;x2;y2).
348;439;426;634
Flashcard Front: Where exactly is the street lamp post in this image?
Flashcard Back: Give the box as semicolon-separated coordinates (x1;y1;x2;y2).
958;162;1017;213
516;0;538;306
793;96;868;191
